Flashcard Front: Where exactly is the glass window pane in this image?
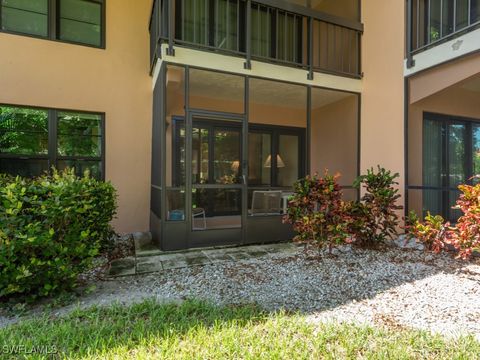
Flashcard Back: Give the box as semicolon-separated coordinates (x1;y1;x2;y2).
248;189;292;216
166;65;186;221
430;1;441;42
60;0;100;24
414;0;428;48
192;188;241;230
189;68;245;114
422;189;444;218
249;190;283;216
215;0;240;51
456;0;469;30
213;128;241;184
57;159;101;179
57;112;102;157
177;0;208;45
58;0;102;46
448;123;466;188
278;134;299;187
276;12;302;63
0;158;48;177
1;0;48;37
166;189;186;221
408;189;444;219
0;106;48;155
449;189;462;222
191;126;209;184
251;4;272;58
249;78;306;190
471;0;480;24
248;132;271;186
249;78;307;127
423;118;443;187
166;65;186;188
442;0;455;36
473;125;480;180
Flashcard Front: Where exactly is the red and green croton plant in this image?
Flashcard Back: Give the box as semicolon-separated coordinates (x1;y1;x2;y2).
284;172;351;253
407;178;480;260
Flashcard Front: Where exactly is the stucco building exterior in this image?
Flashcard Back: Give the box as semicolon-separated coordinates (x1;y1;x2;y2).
0;0;478;250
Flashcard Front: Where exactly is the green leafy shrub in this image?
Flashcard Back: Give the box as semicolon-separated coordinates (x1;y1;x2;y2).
349;167;402;247
405;211;448;253
406;180;480;260
284;172;351;253
0;169;117;301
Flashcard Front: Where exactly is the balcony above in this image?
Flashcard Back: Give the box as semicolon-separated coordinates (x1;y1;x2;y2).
406;0;480;75
149;0;363;79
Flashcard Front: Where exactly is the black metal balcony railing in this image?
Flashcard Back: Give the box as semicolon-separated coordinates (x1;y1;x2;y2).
149;0;363;79
408;0;480;59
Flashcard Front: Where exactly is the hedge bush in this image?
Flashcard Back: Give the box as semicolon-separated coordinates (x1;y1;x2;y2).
0;169;117;301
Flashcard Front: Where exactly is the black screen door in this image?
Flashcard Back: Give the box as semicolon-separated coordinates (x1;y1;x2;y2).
174;113;245;245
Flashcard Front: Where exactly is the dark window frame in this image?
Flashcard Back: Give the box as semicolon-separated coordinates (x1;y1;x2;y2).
171;116;244;187
408;112;480;222
0;0;106;49
247;123;306;188
171;116;306;188
0;103;106;179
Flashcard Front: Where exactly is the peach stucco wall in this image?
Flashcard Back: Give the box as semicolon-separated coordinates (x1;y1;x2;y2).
0;1;153;234
311;95;359;186
410;52;480;104
361;0;406;208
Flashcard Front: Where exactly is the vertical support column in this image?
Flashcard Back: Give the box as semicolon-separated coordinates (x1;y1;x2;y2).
156;0;162;59
184;66;191;248
307;17;314;80
453;0;457;32
159;63;167;248
468;0;472;26
241;76;249;244
48;109;58;172
406;0;415;68
306;86;312;174
404;78;409;218
167;0;176;56
49;0;57;40
244;0;252;69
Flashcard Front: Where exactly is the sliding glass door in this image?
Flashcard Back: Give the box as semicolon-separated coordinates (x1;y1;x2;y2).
422;114;479;222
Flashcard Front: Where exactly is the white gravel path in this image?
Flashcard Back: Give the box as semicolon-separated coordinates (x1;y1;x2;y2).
1;245;479;341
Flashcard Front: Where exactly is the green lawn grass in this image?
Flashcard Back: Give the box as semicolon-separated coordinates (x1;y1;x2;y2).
1;300;479;359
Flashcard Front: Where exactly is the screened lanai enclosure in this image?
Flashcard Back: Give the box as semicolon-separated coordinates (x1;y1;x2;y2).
151;63;359;250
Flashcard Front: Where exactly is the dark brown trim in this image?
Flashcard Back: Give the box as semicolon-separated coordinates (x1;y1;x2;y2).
0;103;106;180
0;0;106;49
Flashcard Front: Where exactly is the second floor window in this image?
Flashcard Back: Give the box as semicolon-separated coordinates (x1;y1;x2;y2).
175;0;244;52
174;0;303;63
0;0;105;48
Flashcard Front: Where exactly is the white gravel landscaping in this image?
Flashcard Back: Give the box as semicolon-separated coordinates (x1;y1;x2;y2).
1;244;479;341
